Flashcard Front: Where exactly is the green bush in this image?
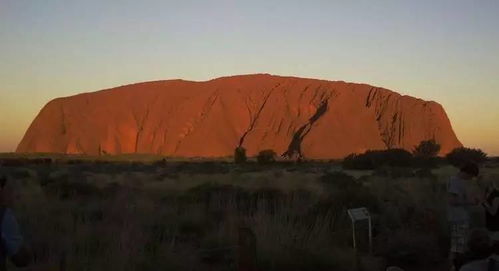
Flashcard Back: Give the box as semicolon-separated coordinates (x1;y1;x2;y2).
234;147;247;164
257;149;277;164
446;147;488;167
413;140;441;158
343;149;414;170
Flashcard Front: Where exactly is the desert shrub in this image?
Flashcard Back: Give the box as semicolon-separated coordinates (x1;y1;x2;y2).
414;168;436;179
413;156;441;168
153;158;167;166
157;171;179;181
42;171;102;199
45;179;102;200
257;247;355;271
373;149;414;167
178;212;210;240
257;150;277;164
184;183;253;215
65;159;84;165
376;229;441;267
100;182;124;197
373;167;415;179
0;158;52;166
253;209;355;271
234;147;247;164
3;167;35;179
343;153;373;170
413;139;441;158
195;162;231;174
446;147;488;167
186;183;236;201
412;140;442;168
320;171;356;191
319;172;378;212
173;162;230;174
343;149;414;170
198;229;235;267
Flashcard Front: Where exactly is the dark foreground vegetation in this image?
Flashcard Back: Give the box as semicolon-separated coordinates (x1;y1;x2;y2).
0;146;496;271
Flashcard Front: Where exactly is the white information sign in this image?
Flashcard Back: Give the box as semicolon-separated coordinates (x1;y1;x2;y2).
347;207;372;253
348;207;370;221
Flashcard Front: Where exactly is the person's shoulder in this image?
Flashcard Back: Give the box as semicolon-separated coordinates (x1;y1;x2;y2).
449;175;464;185
459;259;488;271
0;207;11;219
448;175;463;189
450;175;462;182
1;208;18;227
490;254;499;269
2;208;15;218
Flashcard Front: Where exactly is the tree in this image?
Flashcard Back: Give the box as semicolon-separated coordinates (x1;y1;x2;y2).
343;153;374;170
342;149;414;170
257;150;277;164
413;140;441;158
446;147;488;167
234;147;247;164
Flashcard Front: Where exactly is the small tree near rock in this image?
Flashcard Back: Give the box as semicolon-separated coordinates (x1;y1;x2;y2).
446;147;487;167
234;147;247;164
257;150;277;164
413;140;441;158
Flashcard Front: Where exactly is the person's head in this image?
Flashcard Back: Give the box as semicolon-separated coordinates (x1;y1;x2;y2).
0;175;20;207
467;228;491;258
459;162;480;180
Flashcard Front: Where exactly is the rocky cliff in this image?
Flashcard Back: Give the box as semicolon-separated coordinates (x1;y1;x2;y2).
17;74;462;159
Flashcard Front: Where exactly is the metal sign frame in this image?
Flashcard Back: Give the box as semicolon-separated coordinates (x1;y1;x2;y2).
347;207;372;253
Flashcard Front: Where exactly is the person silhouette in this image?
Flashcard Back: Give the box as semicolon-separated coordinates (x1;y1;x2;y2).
480;178;499;235
448;163;481;270
0;175;32;271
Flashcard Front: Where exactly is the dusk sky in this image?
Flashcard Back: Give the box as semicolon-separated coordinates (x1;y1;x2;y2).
1;0;498;155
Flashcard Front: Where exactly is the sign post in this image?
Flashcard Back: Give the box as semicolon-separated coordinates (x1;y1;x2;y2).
347;207;372;254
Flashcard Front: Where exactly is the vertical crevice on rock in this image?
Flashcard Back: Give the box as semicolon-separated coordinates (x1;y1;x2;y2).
60;103;67;135
282;99;329;159
114;135;122;154
134;108;150;153
371;91;404;150
238;84;280;147
398;112;403;144
76;140;85;155
366;87;378;108
276;119;284;135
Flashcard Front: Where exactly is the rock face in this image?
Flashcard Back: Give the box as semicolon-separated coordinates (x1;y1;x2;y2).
17;74;462;159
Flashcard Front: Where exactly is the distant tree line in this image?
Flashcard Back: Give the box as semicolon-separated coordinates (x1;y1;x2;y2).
343;140;487;170
234;147;277;164
233;139;488;169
